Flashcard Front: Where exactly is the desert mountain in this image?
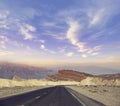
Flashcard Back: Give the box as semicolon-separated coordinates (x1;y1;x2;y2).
0;62;56;79
47;70;93;81
51;65;120;75
47;70;120;81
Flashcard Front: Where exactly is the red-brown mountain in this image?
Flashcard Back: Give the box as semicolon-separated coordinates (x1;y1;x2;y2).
47;70;120;81
47;70;93;81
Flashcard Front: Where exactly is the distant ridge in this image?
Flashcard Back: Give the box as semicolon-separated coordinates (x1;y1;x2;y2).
47;70;120;81
96;73;120;80
0;62;56;79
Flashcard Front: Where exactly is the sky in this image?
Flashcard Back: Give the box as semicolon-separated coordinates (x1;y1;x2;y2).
0;0;120;67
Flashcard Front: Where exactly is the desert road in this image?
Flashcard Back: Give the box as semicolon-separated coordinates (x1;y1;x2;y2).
0;86;105;106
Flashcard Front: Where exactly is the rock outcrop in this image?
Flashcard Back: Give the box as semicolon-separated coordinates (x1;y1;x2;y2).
80;77;120;86
12;75;23;81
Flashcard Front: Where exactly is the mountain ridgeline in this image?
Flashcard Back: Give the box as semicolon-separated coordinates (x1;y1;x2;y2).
0;62;56;79
0;62;120;81
47;70;120;81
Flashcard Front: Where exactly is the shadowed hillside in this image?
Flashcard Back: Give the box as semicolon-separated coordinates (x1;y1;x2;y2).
0;62;56;79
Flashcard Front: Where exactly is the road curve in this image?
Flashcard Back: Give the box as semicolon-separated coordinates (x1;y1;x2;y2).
0;86;105;106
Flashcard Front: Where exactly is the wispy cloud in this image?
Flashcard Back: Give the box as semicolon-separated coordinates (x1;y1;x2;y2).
0;10;9;19
0;35;8;49
40;44;56;54
58;46;67;53
0;35;29;50
66;18;102;57
91;52;99;56
0;10;10;29
0;50;14;56
40;44;45;49
87;46;102;56
42;31;66;40
66;52;74;57
0;41;6;49
19;24;36;40
89;9;105;26
34;39;45;44
82;54;87;58
0;0;119;63
66;19;86;52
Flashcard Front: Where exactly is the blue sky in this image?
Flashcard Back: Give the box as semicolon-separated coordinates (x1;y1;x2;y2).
0;0;120;66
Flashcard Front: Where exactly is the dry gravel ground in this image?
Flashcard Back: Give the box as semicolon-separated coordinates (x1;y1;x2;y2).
0;86;50;98
67;86;120;106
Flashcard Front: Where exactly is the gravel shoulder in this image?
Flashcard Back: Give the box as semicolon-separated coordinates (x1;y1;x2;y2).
67;86;120;106
0;86;51;98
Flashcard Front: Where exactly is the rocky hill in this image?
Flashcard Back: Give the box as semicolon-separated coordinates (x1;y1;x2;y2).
80;77;120;86
47;70;93;81
47;70;120;82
